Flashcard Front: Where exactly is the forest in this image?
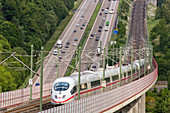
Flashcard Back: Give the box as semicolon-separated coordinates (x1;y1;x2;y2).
0;0;77;92
149;0;170;81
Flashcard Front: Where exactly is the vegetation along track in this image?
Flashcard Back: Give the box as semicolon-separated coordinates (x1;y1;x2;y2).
128;0;147;59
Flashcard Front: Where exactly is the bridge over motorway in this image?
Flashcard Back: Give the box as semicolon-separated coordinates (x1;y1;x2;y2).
0;0;158;112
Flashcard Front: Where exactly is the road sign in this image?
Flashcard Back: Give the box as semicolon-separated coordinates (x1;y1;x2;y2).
113;30;118;34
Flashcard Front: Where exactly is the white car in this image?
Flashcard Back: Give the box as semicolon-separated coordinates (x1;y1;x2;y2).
76;24;79;27
73;43;77;46
103;17;105;20
53;49;58;55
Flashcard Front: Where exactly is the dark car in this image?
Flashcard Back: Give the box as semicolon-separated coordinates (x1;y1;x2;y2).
99;26;102;28
66;41;70;45
82;23;85;26
91;34;94;37
99;13;102;15
101;9;104;11
80;27;83;29
61;50;66;54
65;45;69;48
95;38;99;41
74;38;78;41
74;30;77;32
98;29;101;32
92;65;96;68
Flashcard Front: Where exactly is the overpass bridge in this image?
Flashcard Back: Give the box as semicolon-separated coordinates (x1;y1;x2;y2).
0;0;158;112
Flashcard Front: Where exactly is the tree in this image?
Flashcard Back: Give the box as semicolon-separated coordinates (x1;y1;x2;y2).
154;88;170;113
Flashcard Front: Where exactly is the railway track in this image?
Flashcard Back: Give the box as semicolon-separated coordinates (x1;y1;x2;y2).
128;0;147;59
4;98;61;113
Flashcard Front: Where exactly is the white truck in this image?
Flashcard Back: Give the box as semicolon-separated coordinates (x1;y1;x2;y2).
96;47;101;56
57;40;63;48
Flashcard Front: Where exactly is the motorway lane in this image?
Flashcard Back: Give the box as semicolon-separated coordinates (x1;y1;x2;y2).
33;0;100;85
80;0;119;71
80;0;111;71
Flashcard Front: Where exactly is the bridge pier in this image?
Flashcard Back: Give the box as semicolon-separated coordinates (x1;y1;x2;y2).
116;93;145;113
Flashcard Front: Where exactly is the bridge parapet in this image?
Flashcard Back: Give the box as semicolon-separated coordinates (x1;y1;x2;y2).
39;58;157;113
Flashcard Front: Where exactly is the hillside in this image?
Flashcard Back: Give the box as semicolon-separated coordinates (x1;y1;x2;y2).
0;0;77;92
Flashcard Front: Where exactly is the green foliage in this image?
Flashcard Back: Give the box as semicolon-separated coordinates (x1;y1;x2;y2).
155;0;170;23
153;88;170;113
0;0;77;92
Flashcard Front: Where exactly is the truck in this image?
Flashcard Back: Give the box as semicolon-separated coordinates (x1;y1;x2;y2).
106;21;109;26
57;40;63;48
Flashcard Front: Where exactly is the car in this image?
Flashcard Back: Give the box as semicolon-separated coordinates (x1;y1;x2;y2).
80;17;83;20
103;17;105;20
65;45;69;48
84;20;87;23
53;49;58;55
81;15;84;18
94;32;97;35
74;38;78;41
94;0;96;2
96;35;100;38
66;41;70;45
105;12;108;14
101;9;104;11
91;34;94;37
99;26;102;28
92;65;96;68
98;29;101;32
73;43;76;46
59;56;62;60
82;23;85;26
61;50;66;54
106;7;109;10
74;30;77;32
99;13;102;15
80;27;83;29
95;38;99;41
76;24;79;27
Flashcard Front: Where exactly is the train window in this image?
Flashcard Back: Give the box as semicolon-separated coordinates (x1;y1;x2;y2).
105;77;110;83
91;80;100;87
70;86;77;94
112;76;118;81
54;82;69;91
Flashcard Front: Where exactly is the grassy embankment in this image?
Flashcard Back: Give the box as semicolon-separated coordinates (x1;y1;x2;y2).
65;2;102;76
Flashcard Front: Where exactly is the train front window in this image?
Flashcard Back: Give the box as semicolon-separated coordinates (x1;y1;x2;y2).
54;82;70;91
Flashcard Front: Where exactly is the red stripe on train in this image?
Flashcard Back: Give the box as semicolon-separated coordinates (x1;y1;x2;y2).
51;95;74;103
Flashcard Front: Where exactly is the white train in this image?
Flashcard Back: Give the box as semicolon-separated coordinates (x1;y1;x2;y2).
51;59;145;105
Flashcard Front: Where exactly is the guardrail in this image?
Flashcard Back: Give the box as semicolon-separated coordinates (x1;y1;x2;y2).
0;58;157;110
0;83;52;109
39;58;158;113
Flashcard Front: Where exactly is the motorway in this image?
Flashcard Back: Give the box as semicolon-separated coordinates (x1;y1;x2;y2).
80;0;119;71
33;0;99;85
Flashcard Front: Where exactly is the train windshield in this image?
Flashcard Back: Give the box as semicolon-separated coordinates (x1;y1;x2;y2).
54;82;70;91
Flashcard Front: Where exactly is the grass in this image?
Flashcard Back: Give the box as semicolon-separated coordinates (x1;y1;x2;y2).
65;2;102;76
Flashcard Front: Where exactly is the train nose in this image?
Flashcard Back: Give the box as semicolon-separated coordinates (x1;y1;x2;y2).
54;94;66;99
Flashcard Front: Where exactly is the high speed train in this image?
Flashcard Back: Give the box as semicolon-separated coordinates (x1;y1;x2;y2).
51;59;145;105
